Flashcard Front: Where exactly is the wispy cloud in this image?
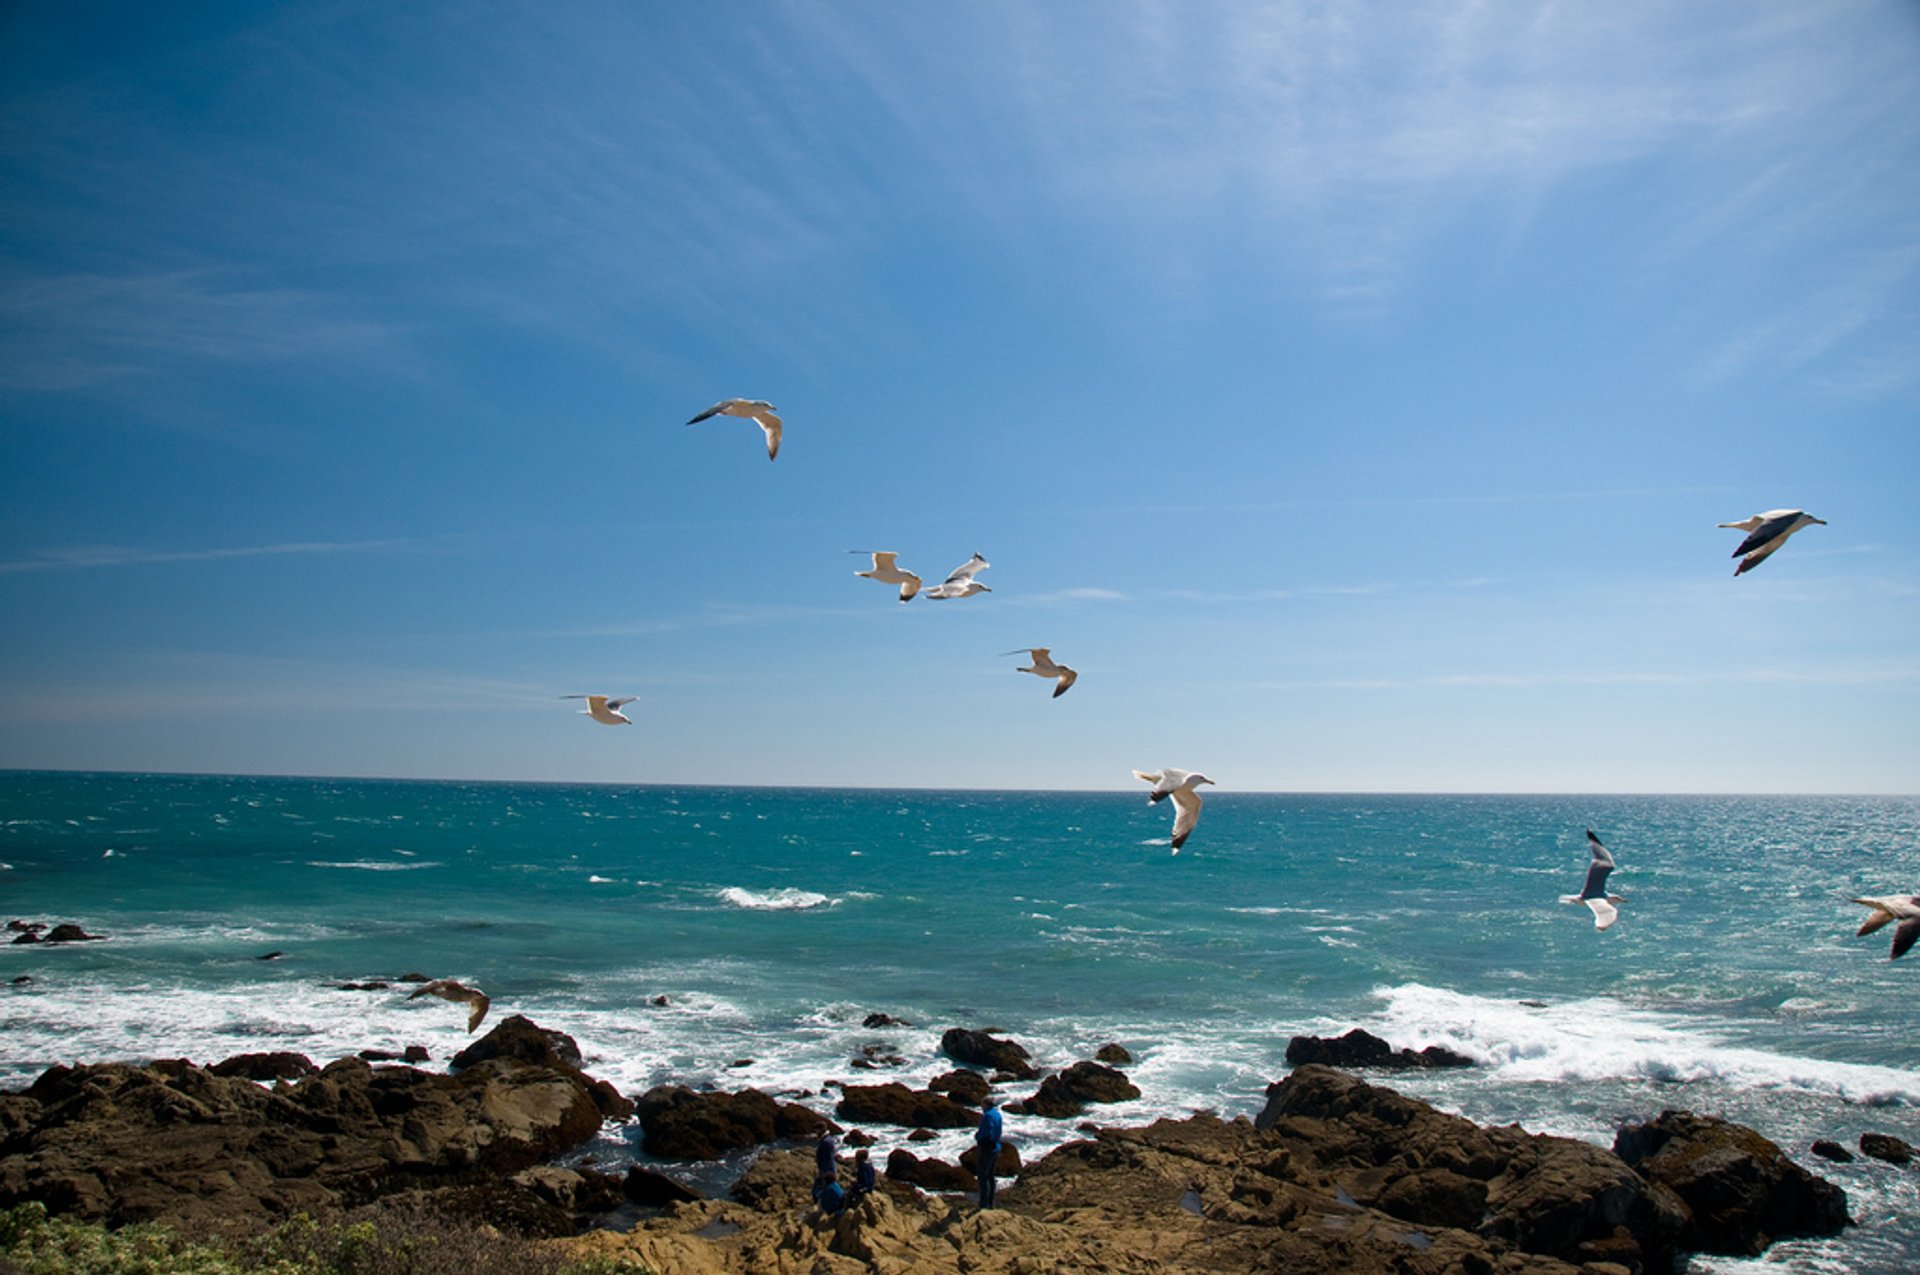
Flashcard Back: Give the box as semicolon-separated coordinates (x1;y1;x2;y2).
0;538;417;575
1269;659;1920;692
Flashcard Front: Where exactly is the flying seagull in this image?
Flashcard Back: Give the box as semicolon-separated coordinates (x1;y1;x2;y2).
1133;768;1214;853
1560;829;1627;930
563;694;637;726
1718;509;1825;576
687;398;782;461
1002;647;1077;698
1851;894;1920;960
852;551;922;602
407;978;491;1033
924;553;991;599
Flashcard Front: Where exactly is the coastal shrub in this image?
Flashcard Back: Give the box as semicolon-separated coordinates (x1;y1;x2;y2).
0;1203;650;1275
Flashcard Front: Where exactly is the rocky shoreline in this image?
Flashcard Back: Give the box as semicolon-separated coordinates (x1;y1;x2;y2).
0;1016;1893;1274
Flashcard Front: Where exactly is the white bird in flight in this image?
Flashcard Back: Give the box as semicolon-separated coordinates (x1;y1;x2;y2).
563;694;637;726
924;553;991;599
1559;829;1626;930
1134;768;1214;853
687;399;782;461
1003;647;1077;698
407;978;491;1033
852;551;922;602
1718;509;1825;576
1851;894;1920;960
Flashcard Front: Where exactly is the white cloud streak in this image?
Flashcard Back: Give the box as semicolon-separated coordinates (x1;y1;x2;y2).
0;538;418;575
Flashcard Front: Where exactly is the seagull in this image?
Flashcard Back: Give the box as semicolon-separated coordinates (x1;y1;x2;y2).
1133;768;1214;853
924;553;991;599
1850;894;1920;960
1718;509;1826;576
1559;829;1627;930
852;550;922;602
562;694;637;725
407;979;491;1033
686;398;782;461
1002;647;1077;698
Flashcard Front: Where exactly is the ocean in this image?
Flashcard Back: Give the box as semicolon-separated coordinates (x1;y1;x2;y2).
2;771;1916;1271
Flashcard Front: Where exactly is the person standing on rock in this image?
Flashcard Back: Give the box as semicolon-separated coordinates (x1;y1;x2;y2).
974;1097;1003;1209
847;1147;876;1208
816;1129;840;1183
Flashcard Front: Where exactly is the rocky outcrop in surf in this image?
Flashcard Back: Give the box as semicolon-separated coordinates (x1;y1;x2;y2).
1284;1027;1475;1070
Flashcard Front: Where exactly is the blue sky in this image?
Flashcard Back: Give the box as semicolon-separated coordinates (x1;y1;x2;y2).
2;0;1916;793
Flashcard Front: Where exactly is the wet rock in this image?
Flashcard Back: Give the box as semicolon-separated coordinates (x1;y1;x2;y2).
1094;1042;1132;1065
624;1165;704;1207
43;924;107;943
1013;1061;1142;1118
208;1051;317;1082
862;1012;910;1028
452;1016;631;1121
928;1069;990;1106
939;1028;1039;1080
1859;1132;1913;1165
835;1082;977;1129
1284;1028;1473;1070
885;1148;975;1193
634;1085;836;1160
1615;1109;1850;1256
1811;1140;1854;1163
959;1142;1023;1176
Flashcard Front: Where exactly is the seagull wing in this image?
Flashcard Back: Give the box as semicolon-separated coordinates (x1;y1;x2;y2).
1585;897;1619;931
1052;666;1077;697
608;697;638;710
1581;831;1616;897
1892;917;1920;960
941;554;989;585
686;400;732;425
754;410;782;460
898;573;921;602
1169;786;1204;853
1730;512;1799;558
1853;898;1897;936
409;979;491;1032
1134;770;1167;801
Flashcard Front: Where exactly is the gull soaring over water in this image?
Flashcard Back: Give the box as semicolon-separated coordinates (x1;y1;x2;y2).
1560;829;1627;930
924;553;991;599
852;551;922;602
407;979;491;1033
1851;894;1920;960
1003;647;1077;697
563;695;637;725
686;399;782;461
1134;768;1214;853
1718;509;1826;576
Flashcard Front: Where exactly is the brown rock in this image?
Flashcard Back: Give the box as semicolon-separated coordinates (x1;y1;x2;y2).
940;1027;1039;1080
1859;1132;1913;1165
42;924;106;943
1015;1061;1141;1118
834;1082;977;1129
1094;1042;1133;1065
885;1148;975;1192
1285;1027;1473;1070
208;1051;317;1082
928;1069;990;1106
625;1165;704;1207
634;1085;835;1160
1615;1109;1850;1256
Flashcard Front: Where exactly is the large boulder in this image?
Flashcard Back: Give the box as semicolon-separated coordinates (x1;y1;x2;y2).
834;1082;976;1129
885;1148;975;1192
451;1016;632;1121
208;1051;317;1082
1284;1028;1473;1070
0;1024;618;1232
634;1085;835;1160
939;1028;1039;1080
1614;1110;1850;1256
1014;1061;1141;1118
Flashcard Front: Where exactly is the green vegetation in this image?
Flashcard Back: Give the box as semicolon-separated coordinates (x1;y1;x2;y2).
0;1203;653;1275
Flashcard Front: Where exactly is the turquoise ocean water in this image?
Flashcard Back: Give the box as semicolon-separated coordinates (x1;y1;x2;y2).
2;771;1917;1271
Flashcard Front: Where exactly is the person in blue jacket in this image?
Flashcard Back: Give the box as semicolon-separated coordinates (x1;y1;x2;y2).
974;1097;1003;1209
846;1147;876;1208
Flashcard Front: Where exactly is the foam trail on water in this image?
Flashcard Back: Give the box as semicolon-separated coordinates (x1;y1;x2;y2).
1369;984;1920;1107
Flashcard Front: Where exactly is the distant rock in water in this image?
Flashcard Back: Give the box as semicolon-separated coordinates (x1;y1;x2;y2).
1284;1027;1473;1070
257;950;285;961
1811;1140;1855;1163
209;1051;317;1081
1859;1132;1914;1166
1012;1061;1141;1118
863;1012;911;1028
1094;1042;1132;1065
940;1027;1039;1079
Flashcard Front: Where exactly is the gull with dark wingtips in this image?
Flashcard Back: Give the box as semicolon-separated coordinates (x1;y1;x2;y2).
1851;894;1920;960
563;695;637;725
852;551;921;602
1134;768;1214;853
1003;647;1077;698
686;398;782;460
1718;509;1825;576
1560;829;1627;930
924;553;991;599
